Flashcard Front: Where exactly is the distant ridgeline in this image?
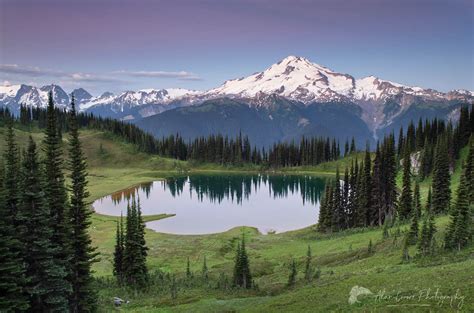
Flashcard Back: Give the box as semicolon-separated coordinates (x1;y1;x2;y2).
0;100;472;170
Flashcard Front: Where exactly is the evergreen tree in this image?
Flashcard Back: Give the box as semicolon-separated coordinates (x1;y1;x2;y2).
407;182;420;245
413;181;422;219
317;185;329;232
67;96;97;312
359;147;372;227
233;234;252;289
3;118;21;225
186;257;192;279
19;137;70;311
332;168;344;231
42;92;72;297
0;137;28;312
123;198;148;286
287;259;297;287
399;148;413;220
350;137;356;154
304;245;313;282
445;159;472;250
418;187;437;256
370;144;383;226
113;214;125;281
432;137;451;213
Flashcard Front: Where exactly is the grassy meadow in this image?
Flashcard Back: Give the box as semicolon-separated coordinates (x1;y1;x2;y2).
1;126;472;312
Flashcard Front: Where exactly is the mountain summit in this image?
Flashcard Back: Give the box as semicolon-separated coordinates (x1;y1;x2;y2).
208;55;472;105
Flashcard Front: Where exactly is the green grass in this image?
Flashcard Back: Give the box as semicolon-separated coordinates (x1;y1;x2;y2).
1;126;473;312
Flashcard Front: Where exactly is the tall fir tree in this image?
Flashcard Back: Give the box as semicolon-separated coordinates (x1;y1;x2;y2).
19;137;70;311
413;181;422;219
42;91;72;298
407;182;420;245
359;147;372;226
123;198;148;286
432;136;451;213
445;159;472;250
0;134;28;313
67;96;98;312
332;168;345;231
233;234;252;289
3;118;21;225
418;187;437;255
304;245;313;282
399;147;413;220
113;214;125;281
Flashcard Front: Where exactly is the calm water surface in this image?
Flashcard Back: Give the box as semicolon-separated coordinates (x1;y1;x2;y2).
93;174;326;235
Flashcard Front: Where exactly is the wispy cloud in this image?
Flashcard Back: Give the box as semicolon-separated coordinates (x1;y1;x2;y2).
69;73;123;83
1;64;203;83
0;64;125;83
114;70;202;81
0;64;62;77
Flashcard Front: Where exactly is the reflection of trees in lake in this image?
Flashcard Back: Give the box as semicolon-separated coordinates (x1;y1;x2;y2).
164;175;325;205
109;175;325;206
110;182;153;204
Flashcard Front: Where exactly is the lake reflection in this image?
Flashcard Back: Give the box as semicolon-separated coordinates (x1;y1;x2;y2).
93;174;326;235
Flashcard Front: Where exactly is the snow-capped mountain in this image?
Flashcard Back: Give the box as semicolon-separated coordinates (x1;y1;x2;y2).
80;88;200;110
0;84;70;110
81;88;202;120
205;55;472;131
0;83;201;118
207;55;472;104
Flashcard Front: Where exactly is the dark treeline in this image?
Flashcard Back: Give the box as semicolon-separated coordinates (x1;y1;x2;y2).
3;104;345;168
318;104;474;234
0;94;97;311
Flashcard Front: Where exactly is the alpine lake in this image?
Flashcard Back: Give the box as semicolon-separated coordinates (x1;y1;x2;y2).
93;174;327;235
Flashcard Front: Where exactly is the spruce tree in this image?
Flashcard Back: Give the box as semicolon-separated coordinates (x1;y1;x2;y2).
418;187;436;256
67;96;97;312
399;148;413;220
413;181;422;219
19;137;69;311
113;214;124;282
42;92;72;297
359;147;372;226
371;144;383;226
4;118;21;224
232;242;242;287
304;245;313;282
445;161;471;250
0;139;28;312
332;167;344;231
407;183;420;245
186;257;192;279
123;198;148;286
233;234;252;289
432;137;451;213
136;198;148;283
